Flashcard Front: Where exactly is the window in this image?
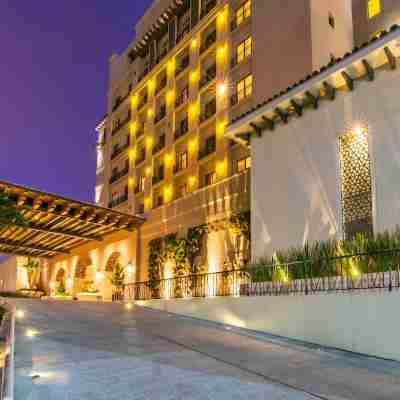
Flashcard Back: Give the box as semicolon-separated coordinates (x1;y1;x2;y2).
177;151;188;170
138;175;145;192
236;0;252;27
368;0;381;19
236;74;253;102
236;36;252;64
205;171;216;186
236;156;251;173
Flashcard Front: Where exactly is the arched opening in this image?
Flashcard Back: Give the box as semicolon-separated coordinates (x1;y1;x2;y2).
75;256;97;294
55;268;66;295
105;252;124;301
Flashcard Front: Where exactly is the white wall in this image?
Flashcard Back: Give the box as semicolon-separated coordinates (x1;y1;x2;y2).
137;290;400;361
252;63;400;259
310;0;354;69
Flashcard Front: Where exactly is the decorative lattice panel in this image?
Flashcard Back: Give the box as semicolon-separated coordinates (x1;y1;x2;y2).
339;130;373;239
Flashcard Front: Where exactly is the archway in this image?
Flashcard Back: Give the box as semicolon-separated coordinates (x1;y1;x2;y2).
54;268;66;295
74;256;95;294
105;252;123;301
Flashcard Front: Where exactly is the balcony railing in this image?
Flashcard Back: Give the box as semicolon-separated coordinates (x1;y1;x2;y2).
152;134;166;155
199;64;216;89
200;0;217;19
138;94;148;111
200;30;217;54
175;88;189;108
125;248;400;301
155;47;169;65
135;151;146;166
199;100;216;123
173;163;187;175
111;113;131;136
154;105;167;124
108;192;128;208
109;166;129;184
111;140;130;160
174;118;189;140
152;167;165;185
175;55;190;77
155;76;167;95
198;136;216;160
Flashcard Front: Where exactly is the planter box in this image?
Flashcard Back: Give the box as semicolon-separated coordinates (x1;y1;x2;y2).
77;293;103;302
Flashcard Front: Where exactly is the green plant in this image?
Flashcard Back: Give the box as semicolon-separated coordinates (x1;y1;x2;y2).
0;193;25;226
228;211;250;241
56;280;66;295
110;263;125;288
22;258;40;288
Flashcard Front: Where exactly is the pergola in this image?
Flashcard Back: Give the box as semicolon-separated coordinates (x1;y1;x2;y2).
0;180;145;259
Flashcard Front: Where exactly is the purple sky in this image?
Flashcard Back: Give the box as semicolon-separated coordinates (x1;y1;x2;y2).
0;0;152;202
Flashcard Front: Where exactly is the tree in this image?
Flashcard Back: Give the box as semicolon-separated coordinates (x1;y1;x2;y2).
0;193;25;226
110;263;125;288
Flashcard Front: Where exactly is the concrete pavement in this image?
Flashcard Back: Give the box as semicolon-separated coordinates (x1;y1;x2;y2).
12;300;400;400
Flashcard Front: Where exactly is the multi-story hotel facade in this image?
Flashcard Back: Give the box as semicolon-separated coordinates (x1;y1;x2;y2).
95;0;360;284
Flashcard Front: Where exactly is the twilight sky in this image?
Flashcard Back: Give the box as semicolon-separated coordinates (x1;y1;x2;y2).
0;0;152;202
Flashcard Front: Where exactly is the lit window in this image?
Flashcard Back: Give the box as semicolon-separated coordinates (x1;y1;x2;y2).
138;175;145;192
236;36;252;64
368;0;381;19
236;0;252;27
177;151;188;170
236;74;253;102
205;171;216;186
236;156;251;173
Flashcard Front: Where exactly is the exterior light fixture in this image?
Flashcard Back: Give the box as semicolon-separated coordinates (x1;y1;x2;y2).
130;122;137;135
146;136;153;149
26;329;39;338
50;282;55;289
128;177;134;187
144;197;152;210
147;109;154;119
95;271;104;281
125;303;133;310
164;153;172;166
191;38;198;49
189;69;199;84
189;176;197;187
16;310;25;319
145;166;152;176
126;263;134;274
217;44;227;62
217;82;227;97
129;148;136;161
131;95;138;108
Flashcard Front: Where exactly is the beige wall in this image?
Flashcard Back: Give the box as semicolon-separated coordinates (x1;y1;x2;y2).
0;257;18;292
136;290;400;361
251;62;400;259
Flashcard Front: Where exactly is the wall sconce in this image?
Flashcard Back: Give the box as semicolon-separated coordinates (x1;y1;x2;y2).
145;166;152;176
146;136;153;150
217;82;227;98
95;271;104;281
131;95;138;108
191;38;198;50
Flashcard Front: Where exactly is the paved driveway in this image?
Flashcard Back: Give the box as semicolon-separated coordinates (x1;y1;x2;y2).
13;300;400;400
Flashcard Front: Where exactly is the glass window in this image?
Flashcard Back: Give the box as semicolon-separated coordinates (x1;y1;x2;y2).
236;36;252;64
237;74;253;102
368;0;381;19
236;156;251;173
205;171;216;186
236;0;252;27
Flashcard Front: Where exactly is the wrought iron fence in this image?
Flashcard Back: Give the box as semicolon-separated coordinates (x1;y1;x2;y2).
124;250;400;301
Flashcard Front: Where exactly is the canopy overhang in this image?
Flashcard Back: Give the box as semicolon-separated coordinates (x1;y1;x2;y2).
0;180;145;259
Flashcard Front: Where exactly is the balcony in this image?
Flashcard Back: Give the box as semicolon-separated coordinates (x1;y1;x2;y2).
199;99;216;124
174;118;189;140
135;150;146;166
200;0;217;19
111;139;130;160
138;93;148;111
173;163;187;175
152;134;166;155
109;166;129;184
154;105;167;124
152;166;165;185
175;88;189;108
155;76;167;96
175;55;190;77
134;185;144;195
198;136;216;160
155;47;169;65
200;30;217;55
176;24;190;45
108;192;128;208
111;113;131;136
199;64;216;89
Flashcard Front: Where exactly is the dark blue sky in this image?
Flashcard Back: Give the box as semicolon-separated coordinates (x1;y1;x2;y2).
0;0;152;202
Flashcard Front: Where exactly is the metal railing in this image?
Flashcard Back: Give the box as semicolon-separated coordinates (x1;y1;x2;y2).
124;249;400;301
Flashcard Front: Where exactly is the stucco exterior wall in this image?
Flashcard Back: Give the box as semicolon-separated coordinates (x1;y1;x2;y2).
251;63;400;259
0;257;18;292
137;290;400;361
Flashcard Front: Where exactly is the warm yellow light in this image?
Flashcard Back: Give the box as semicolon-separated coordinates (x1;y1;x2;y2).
167;59;175;76
129;148;136;160
189;103;198;119
146;136;154;149
66;278;73;287
50;282;55;289
145;166;152;176
144;197;152;209
217;44;227;62
95;271;104;281
166;90;175;106
16;310;25;319
130;122;137;135
189;176;197;187
217;82;227;97
148;80;155;93
217;159;228;178
131;95;138;108
147;108;154;119
191;38;198;49
26;329;39;338
217;120;228;137
125;303;133;311
190;69;199;84
353;125;366;136
164;185;173;202
128;177;134;187
164;153;172;166
217;9;227;29
188;138;197;153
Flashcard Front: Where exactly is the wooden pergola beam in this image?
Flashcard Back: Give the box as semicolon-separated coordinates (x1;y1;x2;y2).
0;247;51;259
0;239;69;255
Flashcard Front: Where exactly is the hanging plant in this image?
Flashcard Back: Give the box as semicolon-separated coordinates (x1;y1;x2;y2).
228;211;251;240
